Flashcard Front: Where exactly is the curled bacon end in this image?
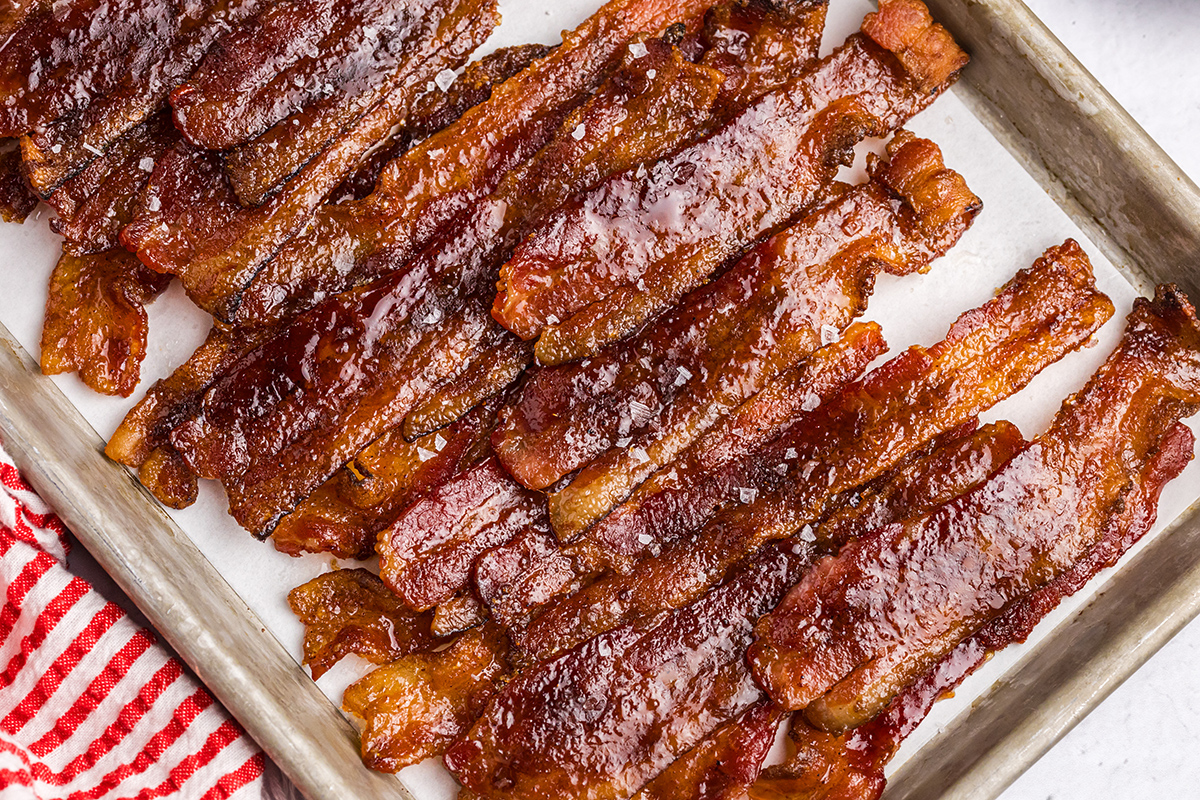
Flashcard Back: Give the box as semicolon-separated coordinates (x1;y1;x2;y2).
863;0;970;94
288;568;435;681
343;624;509;772
139;446;200;511
40;248;170;398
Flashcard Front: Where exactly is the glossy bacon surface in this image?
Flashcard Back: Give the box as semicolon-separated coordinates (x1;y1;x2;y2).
516;245;1113;660
583;240;1114;575
478;323;884;632
750;286;1200;725
0;0;222;136
344;624;509;773
123;0;498;320
495;0;968;364
494;132;980;541
17;0;263;196
377;457;545;611
751;421;1195;800
287;568;434;680
218;0;502;207
39;248;170;397
445;543;810;799
48;112;176;254
272;403;495;559
229;0;728;328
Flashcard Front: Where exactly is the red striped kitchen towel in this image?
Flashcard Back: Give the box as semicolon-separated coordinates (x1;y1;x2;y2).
0;444;296;800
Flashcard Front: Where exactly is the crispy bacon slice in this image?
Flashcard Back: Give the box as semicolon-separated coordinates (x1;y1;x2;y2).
39;248;170;397
478;323;884;632
122;0;499;320
752;420;1195;800
445;542;809;799
431;593;487;639
228;0;742;328
494;132;980;542
217;0;503;207
377;457;545;612
0;0;223;136
287;568;434;681
749;286;1200;726
495;0;969;364
17;0;263;197
0;146;35;222
343;624;509;773
47;112;176;254
633;702;784;800
272;403;495;559
331;44;555;204
402;338;531;440
516;244;1114;661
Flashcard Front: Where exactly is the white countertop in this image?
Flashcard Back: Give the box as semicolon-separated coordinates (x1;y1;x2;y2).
1001;2;1200;798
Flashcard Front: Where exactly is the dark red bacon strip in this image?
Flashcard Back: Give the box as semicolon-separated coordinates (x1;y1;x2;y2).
517;245;1114;661
495;0;968;364
0;146;35;222
493;132;980;544
750;286;1200;727
445;543;809;799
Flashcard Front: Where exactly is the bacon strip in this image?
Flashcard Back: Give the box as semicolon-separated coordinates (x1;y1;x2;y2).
216;0;502;207
344;624;509;773
377;457;544;612
479;323;886;631
752;420;1196;800
271;403;496;559
287;568;434;681
516;244;1113;661
39;248;170;397
750;286;1200;726
445;543;810;799
493;132;980;543
47;112;176;254
228;0;740;328
17;0;263;197
495;0;969;364
163;11;815;535
122;0;499;320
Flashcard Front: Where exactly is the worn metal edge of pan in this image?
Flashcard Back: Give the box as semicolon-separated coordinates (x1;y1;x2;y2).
885;0;1200;798
0;331;410;800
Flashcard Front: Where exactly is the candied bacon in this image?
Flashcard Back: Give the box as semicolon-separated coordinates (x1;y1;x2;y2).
431;593;487;639
583;240;1114;576
0;0;225;136
343;624;509;773
633;702;783;800
287;568;434;681
494;0;969;364
751;421;1196;800
39;248;170;398
402;337;530;440
377;457;545;612
48;112;176;254
749;286;1200;727
477;322;884;633
271;403;495;559
516;246;1113;661
493;132;980;542
17;0;263;196
227;0;741;329
123;0;499;320
219;0;503;207
445;542;810;799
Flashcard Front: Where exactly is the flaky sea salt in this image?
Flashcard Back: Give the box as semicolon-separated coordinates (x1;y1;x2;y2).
821;324;839;345
434;68;456;92
738;487;757;504
572;123;587;140
801;393;820;412
138;157;155;172
628;41;648;59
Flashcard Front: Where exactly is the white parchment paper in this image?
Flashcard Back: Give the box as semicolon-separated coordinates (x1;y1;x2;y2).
0;1;1196;798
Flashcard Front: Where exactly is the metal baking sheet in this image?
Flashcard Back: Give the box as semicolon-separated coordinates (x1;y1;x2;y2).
0;1;1196;799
